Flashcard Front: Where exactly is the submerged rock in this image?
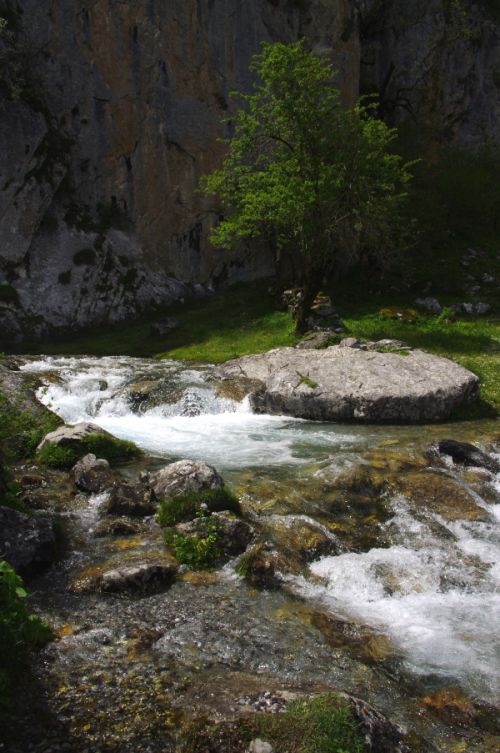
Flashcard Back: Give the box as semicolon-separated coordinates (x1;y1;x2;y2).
0;506;55;575
428;439;500;474
71;453;114;493
396;471;489;522
150;459;223;499
93;517;143;538
214;347;479;423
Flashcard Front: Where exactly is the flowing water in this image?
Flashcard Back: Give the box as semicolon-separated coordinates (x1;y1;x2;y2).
12;355;500;752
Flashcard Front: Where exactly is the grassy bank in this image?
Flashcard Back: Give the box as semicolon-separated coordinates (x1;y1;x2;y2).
8;273;499;417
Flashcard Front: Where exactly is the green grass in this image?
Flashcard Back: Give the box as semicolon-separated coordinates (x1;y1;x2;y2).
36;433;142;469
5;281;296;362
179;693;367;753
157;487;241;527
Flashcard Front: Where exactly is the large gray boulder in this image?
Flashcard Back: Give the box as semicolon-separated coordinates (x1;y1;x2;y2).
214;347;479;423
150;460;224;499
37;422;113;452
0;506;55;575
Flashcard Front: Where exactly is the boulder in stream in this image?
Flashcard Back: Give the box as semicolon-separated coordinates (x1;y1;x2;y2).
71;453;114;493
37;422;141;466
214;346;479;423
150;459;224;499
0;506;55;575
103;481;156;517
428;439;500;474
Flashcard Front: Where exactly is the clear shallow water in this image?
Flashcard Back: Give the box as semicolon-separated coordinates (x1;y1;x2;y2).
21;356;500;715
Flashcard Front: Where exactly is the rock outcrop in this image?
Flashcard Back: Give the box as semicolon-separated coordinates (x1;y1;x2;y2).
0;506;56;575
214;346;479;423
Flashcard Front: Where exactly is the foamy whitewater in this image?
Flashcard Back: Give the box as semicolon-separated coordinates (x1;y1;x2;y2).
21;355;500;703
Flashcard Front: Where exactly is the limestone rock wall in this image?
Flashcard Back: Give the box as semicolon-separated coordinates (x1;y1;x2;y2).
0;0;498;341
0;0;358;341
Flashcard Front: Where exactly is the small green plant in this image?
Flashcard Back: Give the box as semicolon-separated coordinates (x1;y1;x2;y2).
164;513;222;569
0;560;51;711
73;247;96;266
296;371;318;389
37;433;141;469
0;389;61;463
157;486;240;527
58;270;71;285
0;284;20;306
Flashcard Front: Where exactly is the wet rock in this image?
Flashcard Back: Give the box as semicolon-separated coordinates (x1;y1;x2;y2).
415;297;442;314
261;515;338;565
0;506;55;575
102;481;156;517
93;517;143;538
71;453;114;493
215;347;479;423
212;375;264;402
344;693;410;753
236;543;279;588
100;562;177;594
150;317;179;336
396;471;489;522
150;459;223;499
71;555;177;594
428;439;500;474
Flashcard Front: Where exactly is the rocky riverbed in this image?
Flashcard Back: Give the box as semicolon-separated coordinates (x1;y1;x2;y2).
1;355;499;753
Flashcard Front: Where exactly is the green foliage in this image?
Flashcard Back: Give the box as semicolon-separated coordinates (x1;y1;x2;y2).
37;433;142;469
202;40;415;329
0;388;61;463
0;560;51;711
410;147;500;246
164;513;222;570
0;283;20;306
58;270;71;285
157;486;240;527
73;247;96;266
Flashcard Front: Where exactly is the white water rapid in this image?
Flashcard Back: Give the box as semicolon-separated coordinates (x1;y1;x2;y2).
21;355;500;706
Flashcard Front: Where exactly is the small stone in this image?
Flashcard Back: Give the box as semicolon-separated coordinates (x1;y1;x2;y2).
149;459;223;499
72;453;113;493
247;739;274;753
415;297;442;314
338;337;361;348
150;317;179;336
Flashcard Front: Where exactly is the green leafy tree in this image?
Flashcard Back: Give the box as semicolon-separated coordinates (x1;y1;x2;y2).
202;40;415;332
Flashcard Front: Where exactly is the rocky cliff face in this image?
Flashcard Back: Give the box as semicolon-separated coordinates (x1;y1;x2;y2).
0;0;498;342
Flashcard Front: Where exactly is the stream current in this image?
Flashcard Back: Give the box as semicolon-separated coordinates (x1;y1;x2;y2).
15;355;500;752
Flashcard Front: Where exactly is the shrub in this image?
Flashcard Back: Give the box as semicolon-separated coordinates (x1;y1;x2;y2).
58;270;71;285
0;560;51;711
73;247;96;266
164;513;222;570
157;486;240;527
0;284;20;306
37;433;142;469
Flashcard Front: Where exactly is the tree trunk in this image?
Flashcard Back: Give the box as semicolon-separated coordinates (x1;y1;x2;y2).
293;272;321;335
